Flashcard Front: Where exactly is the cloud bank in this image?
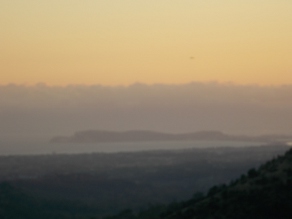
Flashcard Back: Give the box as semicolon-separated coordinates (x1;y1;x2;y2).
1;82;292;139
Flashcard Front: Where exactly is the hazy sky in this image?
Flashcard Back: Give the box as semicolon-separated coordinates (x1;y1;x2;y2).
1;1;292;86
1;83;292;139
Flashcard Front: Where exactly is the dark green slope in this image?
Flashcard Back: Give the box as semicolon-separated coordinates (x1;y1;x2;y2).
162;148;292;219
0;181;101;219
0;146;290;219
0;182;43;219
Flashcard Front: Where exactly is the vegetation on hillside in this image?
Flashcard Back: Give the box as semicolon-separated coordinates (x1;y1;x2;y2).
0;145;290;219
114;147;292;219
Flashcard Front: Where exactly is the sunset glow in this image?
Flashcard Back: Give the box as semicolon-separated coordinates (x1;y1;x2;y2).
1;1;292;86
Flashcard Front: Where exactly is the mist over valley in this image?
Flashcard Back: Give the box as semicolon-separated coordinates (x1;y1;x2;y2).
1;83;292;142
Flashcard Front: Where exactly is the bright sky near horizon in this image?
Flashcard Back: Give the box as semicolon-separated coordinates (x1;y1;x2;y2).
1;1;292;86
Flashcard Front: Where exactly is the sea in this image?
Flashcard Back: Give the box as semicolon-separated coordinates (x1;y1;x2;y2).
0;139;266;156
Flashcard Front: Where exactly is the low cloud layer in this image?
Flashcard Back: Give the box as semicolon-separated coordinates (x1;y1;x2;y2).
1;82;292;139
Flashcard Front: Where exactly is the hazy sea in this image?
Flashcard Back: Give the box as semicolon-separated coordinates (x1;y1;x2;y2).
0;139;265;156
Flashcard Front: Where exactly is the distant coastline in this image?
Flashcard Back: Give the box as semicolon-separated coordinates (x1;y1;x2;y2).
50;130;292;144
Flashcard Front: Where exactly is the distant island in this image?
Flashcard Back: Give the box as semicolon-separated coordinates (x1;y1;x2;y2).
50;130;292;144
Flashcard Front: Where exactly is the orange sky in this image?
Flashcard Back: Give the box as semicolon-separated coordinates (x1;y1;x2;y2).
1;1;292;86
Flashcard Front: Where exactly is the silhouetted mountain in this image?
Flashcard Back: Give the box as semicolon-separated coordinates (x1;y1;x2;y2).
50;130;292;143
159;148;292;219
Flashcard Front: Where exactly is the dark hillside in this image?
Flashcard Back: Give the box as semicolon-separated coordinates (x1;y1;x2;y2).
161;148;292;219
0;145;290;219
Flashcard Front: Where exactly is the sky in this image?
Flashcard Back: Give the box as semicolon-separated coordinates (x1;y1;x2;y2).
1;0;292;86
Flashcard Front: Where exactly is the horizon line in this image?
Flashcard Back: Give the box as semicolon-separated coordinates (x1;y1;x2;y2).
1;81;292;88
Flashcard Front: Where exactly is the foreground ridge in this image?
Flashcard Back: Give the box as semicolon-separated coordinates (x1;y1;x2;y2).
161;148;292;219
